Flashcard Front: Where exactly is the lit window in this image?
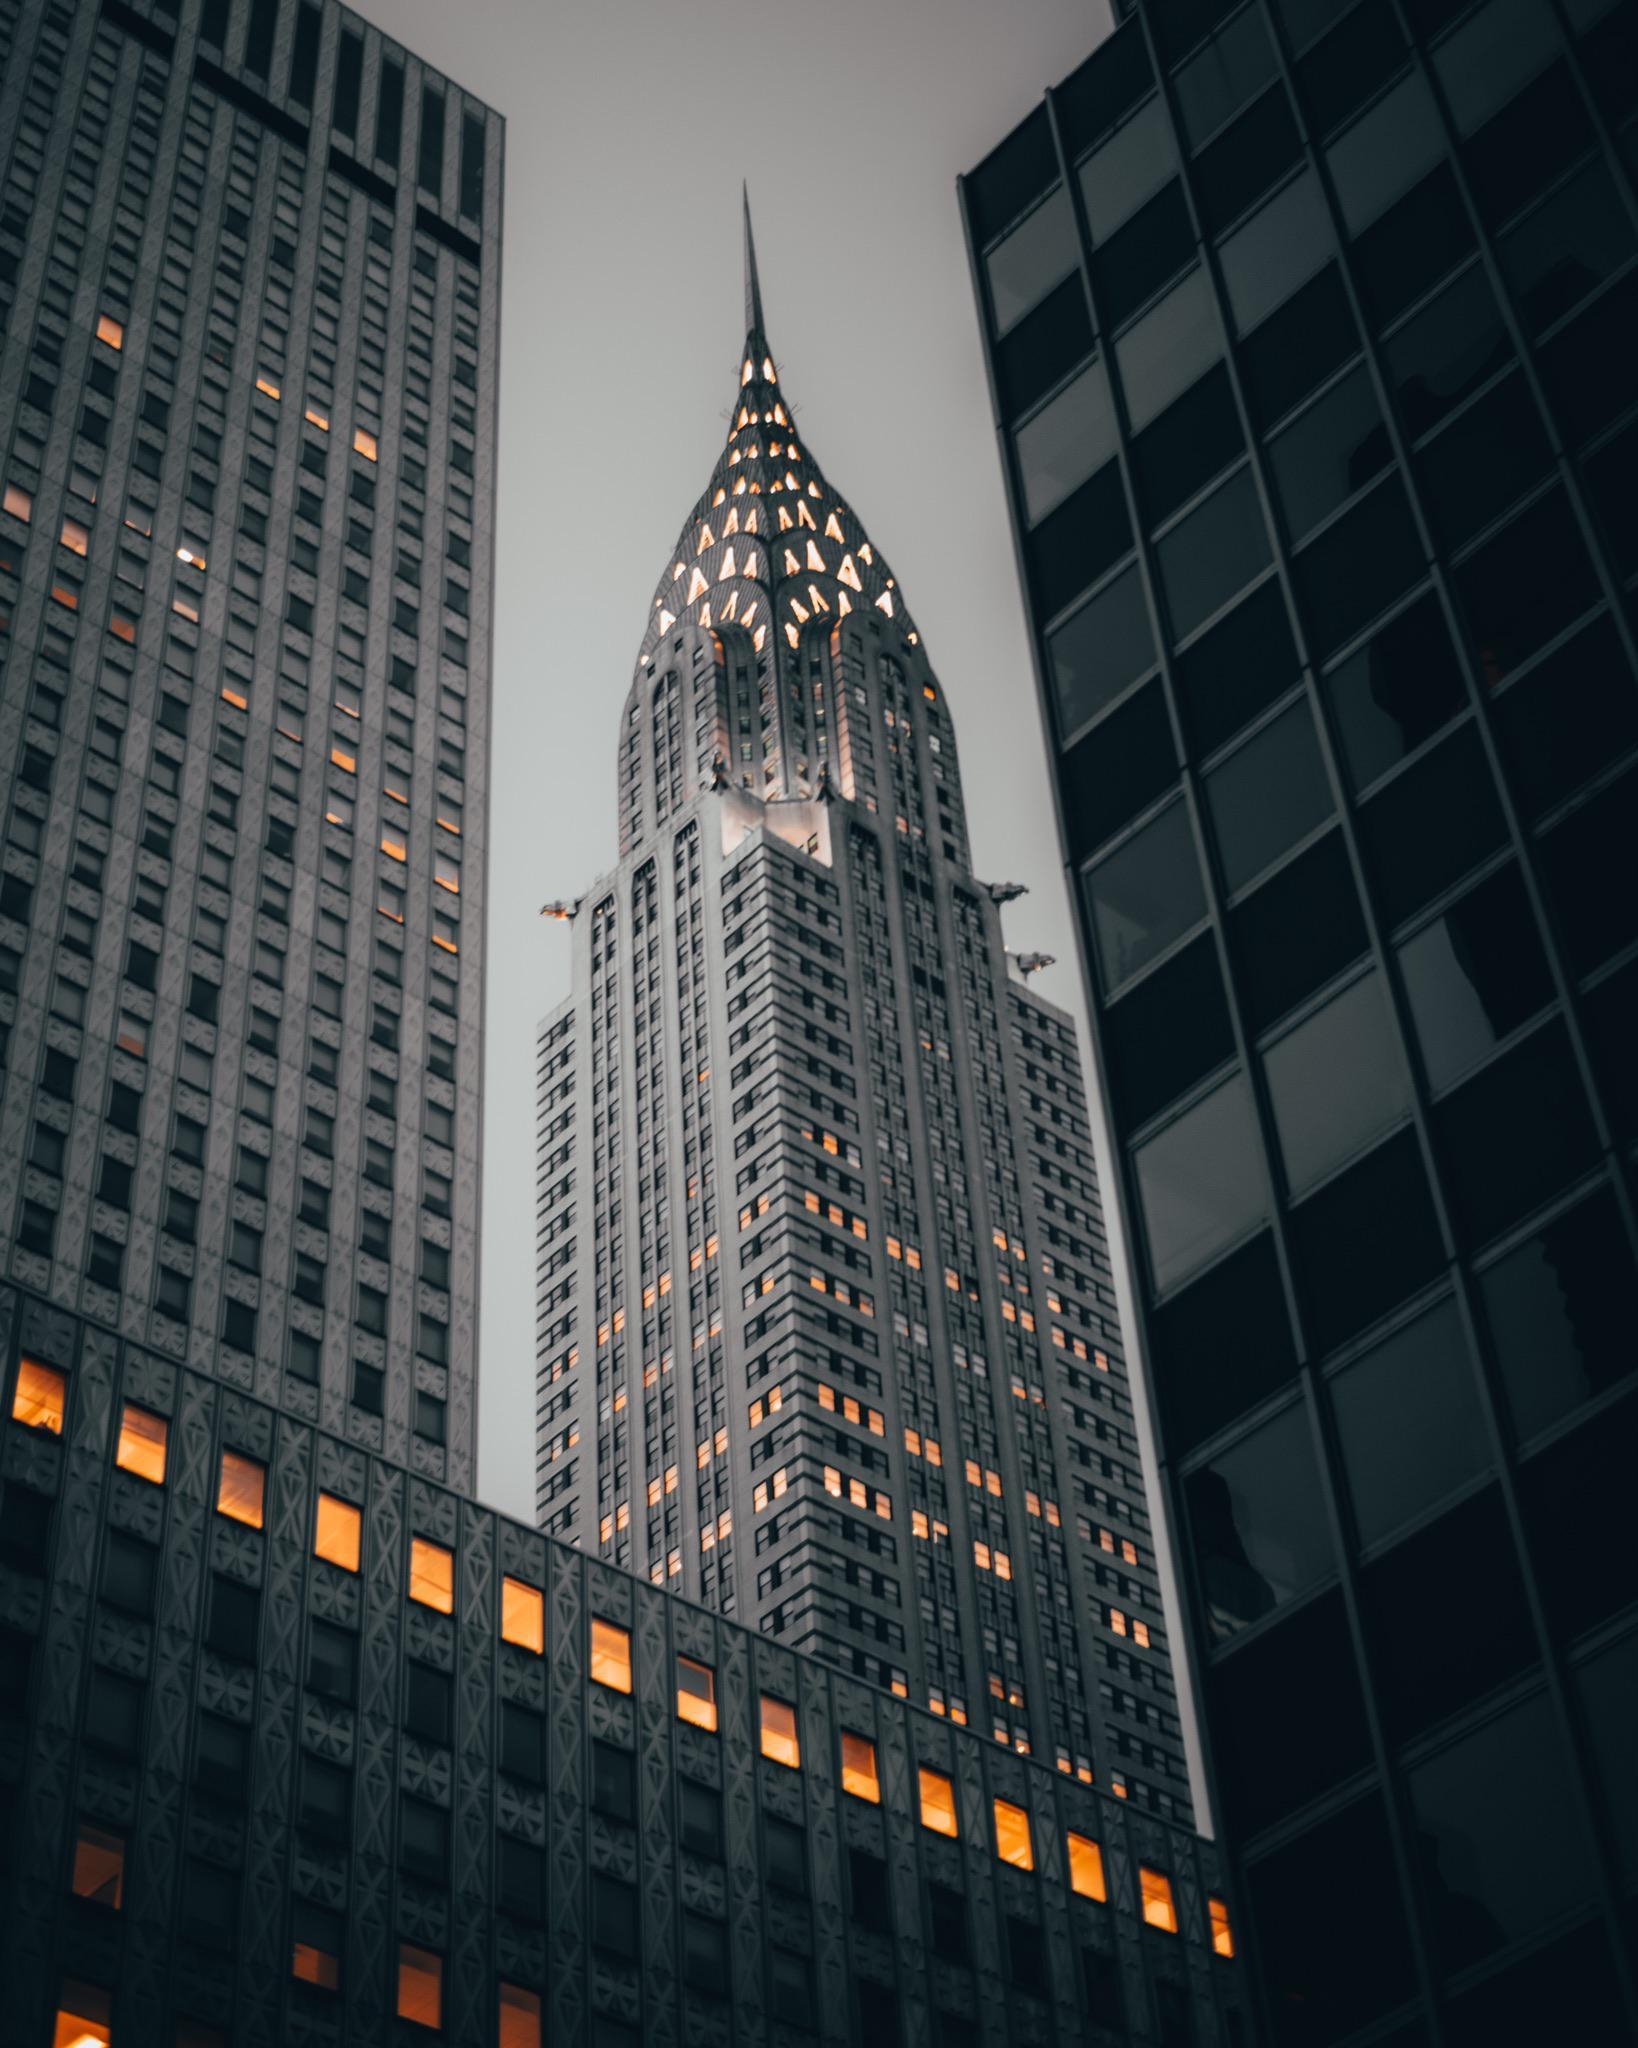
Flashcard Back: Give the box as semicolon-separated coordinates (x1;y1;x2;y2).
501;1576;544;1653
96;314;124;349
760;1694;800;1768
256;376;281;401
677;1654;717;1731
70;1822;125;1908
12;1357;66;1434
3;482;32;522
115;1403;168;1485
216;1450;266;1529
410;1537;454;1613
353;427;378;461
53;1981;111;2048
314;1492;362;1572
1067;1832;1106;1901
396;1942;442;2028
498;1983;542;2048
590;1617;632;1692
60;518;89;555
919;1766;958;1838
1140;1866;1178;1932
993;1798;1034;1870
306;408;330;432
840;1731;880;1803
1210;1895;1235;1959
291;1913;341;1990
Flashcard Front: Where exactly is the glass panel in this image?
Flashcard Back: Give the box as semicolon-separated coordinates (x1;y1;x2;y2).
115;1403;168;1484
1187;1399;1334;1639
1085;799;1206;994
1409;1693;1591;1972
1114;266;1221;430
993;1798;1034;1869
1399;864;1553;1090
1327;73;1444;235
760;1693;800;1767
1156;466;1272;641
1068;1832;1107;1899
1265;972;1411;1193
1218;170;1333;333
409;1537;454;1614
1480;1188;1636;1440
1383;263;1511;438
840;1732;880;1802
1499;159;1637;336
589;1617;632;1692
1079;96;1175;242
986;187;1078;336
216;1450;266;1529
1174;6;1277;145
1135;1071;1267;1292
1325;592;1465;792
1434;0;1560;136
1576;1634;1638;1887
919;1766;959;1836
12;1357;66;1434
676;1653;718;1730
1267;364;1391;539
501;1576;544;1653
1140;1865;1179;1929
1206;699;1333;894
1331;1299;1488;1544
1049;562;1156;736
1016;363;1116;526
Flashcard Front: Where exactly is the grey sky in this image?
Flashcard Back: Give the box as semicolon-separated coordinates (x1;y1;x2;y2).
360;0;1118;1522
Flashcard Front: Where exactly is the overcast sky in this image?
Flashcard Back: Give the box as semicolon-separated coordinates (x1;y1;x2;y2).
358;0;1118;1521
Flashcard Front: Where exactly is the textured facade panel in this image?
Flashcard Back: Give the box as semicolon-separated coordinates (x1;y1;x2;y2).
961;1;1638;2041
535;249;1193;1823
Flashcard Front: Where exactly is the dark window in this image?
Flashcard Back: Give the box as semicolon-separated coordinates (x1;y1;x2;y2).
1114;267;1221;433
1298;0;1407;133
1157;467;1271;643
1186;1401;1334;1642
1330;1299;1488;1546
1026;462;1131;621
1103;931;1234;1131
1292;473;1423;660
928;1880;967;1962
682;1911;728;1992
857;1982;901;2048
1135;1072;1267;1294
591;1872;637;1957
1078;94;1172;241
1383;261;1510;441
501;1702;544;1783
995;274;1093;425
306;1620;357;1705
404;1662;452;1745
497;1835;544;1919
194;1713;248;1801
1094;181;1195;330
1353;162;1476;329
1435;1020;1599;1249
1006;1914;1047;1992
399;1796;448;1882
1240;263;1360;431
300;1755;352;1843
769;1947;812;2021
1085;799;1206;997
1291;1126;1443;1352
459;110;485;218
1264;972;1410;1195
763;1813;808;1894
1016;364;1115;527
1520;1389;1638;1640
417;85;445;197
1048;564;1156;741
1417;373;1552;550
204;1574;260;1663
591;1738;635;1823
1537;768;1638;977
1231;828;1368;1034
1455;487;1599;684
1083;1946;1124;2030
1480;1188;1636;1443
1323;591;1465;794
1268;365;1390;541
679;1777;723;1860
101;1532;157;1617
849;1846;892;1927
1205;699;1333;896
0;1485;52;1573
84;1669;143;1756
1060;679;1177;862
376;60;404;165
985;188;1078;336
1219;170;1334;334
1575;1634;1638;1891
1131;361;1245;528
181;1858;239;1950
1399;864;1553;1092
1152;1231;1296;1454
1498;156;1636;337
1409;1690;1592;1975
1173;577;1299;757
1356;722;1506;931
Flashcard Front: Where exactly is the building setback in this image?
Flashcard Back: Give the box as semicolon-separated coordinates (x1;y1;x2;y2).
535;219;1196;1822
960;1;1638;2043
0;0;498;1493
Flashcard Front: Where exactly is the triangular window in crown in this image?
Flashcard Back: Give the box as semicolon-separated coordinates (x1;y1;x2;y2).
824;511;845;542
806;539;826;572
838;554;863;592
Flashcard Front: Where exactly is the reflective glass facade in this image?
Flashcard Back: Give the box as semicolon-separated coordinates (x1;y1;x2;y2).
962;2;1638;2041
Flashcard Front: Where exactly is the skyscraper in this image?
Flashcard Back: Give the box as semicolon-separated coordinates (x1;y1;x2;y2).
536;209;1195;1822
961;1;1638;2041
0;0;498;1490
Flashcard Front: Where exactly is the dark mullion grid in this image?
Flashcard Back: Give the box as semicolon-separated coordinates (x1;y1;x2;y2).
1544;0;1638;232
1106;14;1467;2043
1263;0;1638;2020
1130;0;1638;2036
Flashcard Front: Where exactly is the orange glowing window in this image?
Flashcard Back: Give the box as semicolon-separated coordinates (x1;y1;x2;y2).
71;1822;125;1909
993;1798;1034;1870
314;1492;362;1572
115;1403;167;1484
1210;1896;1235;1958
330;746;356;774
1067;1832;1106;1901
410;1537;454;1613
918;1766;958;1838
381;834;407;862
4;482;32;522
353;426;378;462
501;1575;544;1652
590;1617;632;1692
109;614;137;644
256;376;281;400
60;518;89;555
760;1694;800;1768
292;1934;340;1990
1141;1867;1178;1933
677;1654;717;1731
306;407;330;432
52;1981;111;2048
840;1731;880;1803
396;1942;442;2028
216;1450;266;1528
498;1983;542;2048
96;314;125;349
12;1357;66;1434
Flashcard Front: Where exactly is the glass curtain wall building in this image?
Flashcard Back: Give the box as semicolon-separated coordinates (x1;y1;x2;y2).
536;222;1201;1822
961;1;1638;2043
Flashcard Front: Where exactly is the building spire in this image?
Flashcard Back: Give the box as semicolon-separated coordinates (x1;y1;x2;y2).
742;182;765;339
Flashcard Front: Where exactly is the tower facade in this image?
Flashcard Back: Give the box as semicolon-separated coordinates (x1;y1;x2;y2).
537;224;1191;1820
0;0;499;1489
961;1;1638;2041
